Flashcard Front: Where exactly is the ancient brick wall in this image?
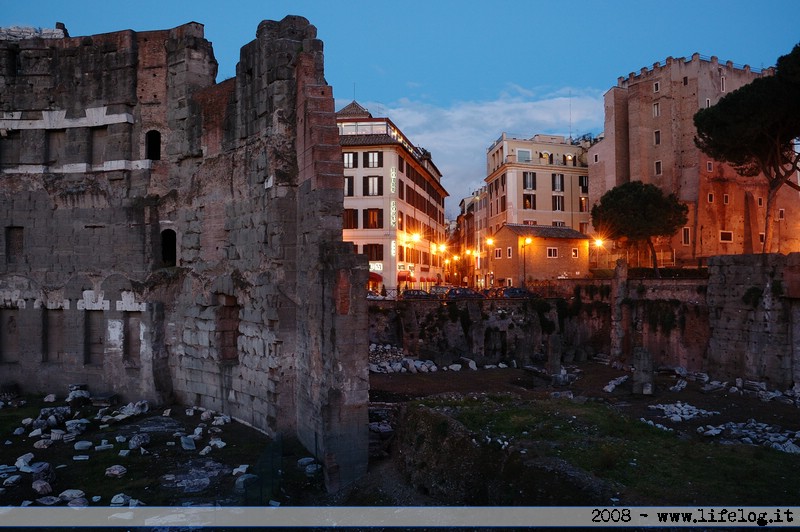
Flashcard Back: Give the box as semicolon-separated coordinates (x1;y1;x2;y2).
0;16;367;490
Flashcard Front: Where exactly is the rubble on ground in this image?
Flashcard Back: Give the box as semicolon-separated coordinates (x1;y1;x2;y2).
0;384;261;507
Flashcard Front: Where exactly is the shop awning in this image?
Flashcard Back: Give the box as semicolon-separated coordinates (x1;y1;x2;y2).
369;272;382;283
397;271;410;281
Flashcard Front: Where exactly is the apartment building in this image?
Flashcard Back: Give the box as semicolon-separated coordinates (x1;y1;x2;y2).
337;101;449;292
458;133;592;285
588;53;800;266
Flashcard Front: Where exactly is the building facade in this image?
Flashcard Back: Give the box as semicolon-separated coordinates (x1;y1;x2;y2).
588;53;800;267
487;224;590;286
337;101;449;293
457;133;591;286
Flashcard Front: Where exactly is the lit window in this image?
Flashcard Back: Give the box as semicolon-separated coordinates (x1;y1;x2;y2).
579;197;588;212
363;208;383;229
547;247;558;258
523;194;536;210
571;248;579;258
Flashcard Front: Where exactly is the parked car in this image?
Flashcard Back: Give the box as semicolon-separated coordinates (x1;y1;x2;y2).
445;287;486;300
494;287;536;299
366;290;385;300
429;285;452;299
399;289;436;300
483;287;501;298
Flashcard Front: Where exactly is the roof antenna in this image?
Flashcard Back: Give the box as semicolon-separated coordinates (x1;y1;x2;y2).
568;90;573;142
353;82;356;102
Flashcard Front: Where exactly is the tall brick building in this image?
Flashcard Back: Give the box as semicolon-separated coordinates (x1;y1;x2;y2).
0;18;367;490
588;54;800;266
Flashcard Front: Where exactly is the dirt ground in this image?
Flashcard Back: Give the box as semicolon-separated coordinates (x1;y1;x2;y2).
3;361;800;509
369;361;800;437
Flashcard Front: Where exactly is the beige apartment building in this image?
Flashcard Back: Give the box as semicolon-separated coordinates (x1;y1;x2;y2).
588;53;800;267
337;101;449;293
468;133;591;285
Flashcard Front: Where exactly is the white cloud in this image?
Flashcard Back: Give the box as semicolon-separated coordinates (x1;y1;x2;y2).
353;87;605;219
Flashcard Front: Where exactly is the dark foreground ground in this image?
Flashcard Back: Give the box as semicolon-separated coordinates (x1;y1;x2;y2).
2;361;800;511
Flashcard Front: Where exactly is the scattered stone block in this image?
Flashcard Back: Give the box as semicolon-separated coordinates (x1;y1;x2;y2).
32;480;52;495
73;441;92;451
58;489;85;501
105;465;127;478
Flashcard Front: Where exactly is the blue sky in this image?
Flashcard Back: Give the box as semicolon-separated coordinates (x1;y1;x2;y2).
4;0;798;217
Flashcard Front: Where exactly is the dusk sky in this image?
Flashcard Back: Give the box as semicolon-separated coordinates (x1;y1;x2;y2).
5;0;798;217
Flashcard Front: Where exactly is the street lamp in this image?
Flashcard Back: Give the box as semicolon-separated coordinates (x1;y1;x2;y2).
522;237;532;288
594;238;604;268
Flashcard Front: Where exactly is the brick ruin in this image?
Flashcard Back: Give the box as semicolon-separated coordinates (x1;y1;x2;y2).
0;17;368;489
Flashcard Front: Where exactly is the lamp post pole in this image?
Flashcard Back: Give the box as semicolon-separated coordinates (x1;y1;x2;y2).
522;237;532;289
486;238;494;288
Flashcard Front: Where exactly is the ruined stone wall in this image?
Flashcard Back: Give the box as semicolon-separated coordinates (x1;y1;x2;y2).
706;254;794;388
0;16;367;491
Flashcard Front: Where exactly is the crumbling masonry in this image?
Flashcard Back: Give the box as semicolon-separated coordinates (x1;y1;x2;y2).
0;17;368;489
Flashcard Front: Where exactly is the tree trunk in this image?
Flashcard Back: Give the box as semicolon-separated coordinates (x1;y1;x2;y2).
647;237;660;278
762;184;780;253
